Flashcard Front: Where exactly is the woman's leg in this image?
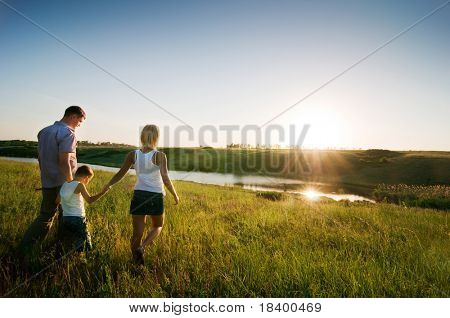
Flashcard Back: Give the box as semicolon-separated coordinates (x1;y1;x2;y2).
131;215;146;253
141;214;164;249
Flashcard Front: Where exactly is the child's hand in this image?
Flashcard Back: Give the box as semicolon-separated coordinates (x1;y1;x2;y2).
174;194;180;205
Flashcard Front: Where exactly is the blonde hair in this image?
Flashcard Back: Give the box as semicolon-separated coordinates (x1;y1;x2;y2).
140;124;160;148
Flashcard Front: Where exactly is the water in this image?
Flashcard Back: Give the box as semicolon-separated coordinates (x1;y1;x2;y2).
243;185;374;202
0;156;375;203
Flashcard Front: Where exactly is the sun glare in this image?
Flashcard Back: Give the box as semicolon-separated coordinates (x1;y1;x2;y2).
295;106;344;149
302;189;321;201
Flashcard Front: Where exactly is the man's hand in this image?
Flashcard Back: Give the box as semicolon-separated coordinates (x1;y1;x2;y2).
58;152;73;182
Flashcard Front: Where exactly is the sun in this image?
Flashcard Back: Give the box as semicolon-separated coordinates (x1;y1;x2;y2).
302;189;321;201
295;107;343;149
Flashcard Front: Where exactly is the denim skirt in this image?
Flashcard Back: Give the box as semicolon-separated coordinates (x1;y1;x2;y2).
130;190;164;215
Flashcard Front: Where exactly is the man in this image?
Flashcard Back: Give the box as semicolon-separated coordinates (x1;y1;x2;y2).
19;106;86;253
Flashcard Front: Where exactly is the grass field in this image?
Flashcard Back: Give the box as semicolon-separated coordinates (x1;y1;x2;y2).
374;184;450;210
0;160;449;297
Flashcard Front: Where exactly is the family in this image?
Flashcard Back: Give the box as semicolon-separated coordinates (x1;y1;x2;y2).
18;106;179;265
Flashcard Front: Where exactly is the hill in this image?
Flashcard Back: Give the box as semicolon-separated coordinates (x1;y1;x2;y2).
0;160;448;297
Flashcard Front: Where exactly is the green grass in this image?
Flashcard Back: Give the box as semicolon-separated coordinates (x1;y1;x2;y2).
0;160;449;297
374;184;450;210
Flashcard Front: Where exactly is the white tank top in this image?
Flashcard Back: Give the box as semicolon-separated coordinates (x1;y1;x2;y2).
60;181;85;217
134;149;165;194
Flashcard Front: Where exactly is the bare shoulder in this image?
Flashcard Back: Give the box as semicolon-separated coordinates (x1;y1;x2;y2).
155;151;166;165
157;151;166;158
74;182;85;194
157;151;167;159
126;150;136;162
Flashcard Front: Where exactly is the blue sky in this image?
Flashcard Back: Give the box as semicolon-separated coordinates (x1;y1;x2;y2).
0;0;449;150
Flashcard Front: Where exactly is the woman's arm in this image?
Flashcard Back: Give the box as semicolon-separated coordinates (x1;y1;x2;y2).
158;152;179;204
76;183;109;204
106;151;135;188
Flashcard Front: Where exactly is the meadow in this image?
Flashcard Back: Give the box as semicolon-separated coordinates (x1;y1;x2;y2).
0;160;448;297
374;184;450;210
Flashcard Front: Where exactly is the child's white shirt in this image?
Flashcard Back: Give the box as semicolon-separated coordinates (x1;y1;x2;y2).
60;181;85;217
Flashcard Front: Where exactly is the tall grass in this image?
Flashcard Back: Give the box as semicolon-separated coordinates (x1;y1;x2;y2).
0;160;448;297
374;184;450;210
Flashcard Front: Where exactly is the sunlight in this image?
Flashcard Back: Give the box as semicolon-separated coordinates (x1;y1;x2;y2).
292;106;344;149
302;189;321;201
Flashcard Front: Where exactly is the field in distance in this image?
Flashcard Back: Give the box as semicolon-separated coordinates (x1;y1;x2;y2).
1;140;449;188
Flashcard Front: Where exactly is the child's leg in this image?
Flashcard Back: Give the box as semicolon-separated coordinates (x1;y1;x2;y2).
71;217;91;252
61;217;80;252
140;214;164;249
131;215;146;253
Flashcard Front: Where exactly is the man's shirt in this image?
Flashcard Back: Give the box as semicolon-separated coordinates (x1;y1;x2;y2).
38;121;77;188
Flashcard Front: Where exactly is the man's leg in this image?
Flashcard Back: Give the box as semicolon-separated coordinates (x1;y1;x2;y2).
18;187;60;253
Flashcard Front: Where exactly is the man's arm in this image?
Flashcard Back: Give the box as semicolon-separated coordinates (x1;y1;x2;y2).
59;152;73;182
58;129;77;183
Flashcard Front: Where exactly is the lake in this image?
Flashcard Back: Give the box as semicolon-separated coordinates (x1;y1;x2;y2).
0;156;375;202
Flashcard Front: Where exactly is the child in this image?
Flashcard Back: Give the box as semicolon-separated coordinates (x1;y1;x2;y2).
56;165;110;252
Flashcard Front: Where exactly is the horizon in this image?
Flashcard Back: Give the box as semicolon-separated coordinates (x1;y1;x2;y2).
1;0;449;151
2;138;450;152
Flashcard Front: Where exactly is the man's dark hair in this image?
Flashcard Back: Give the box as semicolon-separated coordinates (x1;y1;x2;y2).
75;165;94;178
64;106;86;118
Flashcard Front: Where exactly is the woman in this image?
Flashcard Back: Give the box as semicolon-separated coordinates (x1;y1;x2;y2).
106;124;179;264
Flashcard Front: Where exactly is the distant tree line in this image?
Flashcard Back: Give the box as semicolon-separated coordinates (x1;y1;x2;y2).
226;143;282;149
0;140;135;149
77;140;135;148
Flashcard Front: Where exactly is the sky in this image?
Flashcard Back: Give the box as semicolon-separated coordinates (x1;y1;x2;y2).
0;0;449;150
